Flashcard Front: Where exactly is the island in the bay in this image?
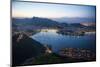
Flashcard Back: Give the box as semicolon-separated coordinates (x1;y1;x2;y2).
12;1;96;66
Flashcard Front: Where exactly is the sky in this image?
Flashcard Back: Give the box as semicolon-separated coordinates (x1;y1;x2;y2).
12;1;96;18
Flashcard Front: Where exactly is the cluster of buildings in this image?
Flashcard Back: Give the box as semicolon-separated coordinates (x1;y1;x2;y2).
44;45;52;54
59;48;96;60
80;22;95;26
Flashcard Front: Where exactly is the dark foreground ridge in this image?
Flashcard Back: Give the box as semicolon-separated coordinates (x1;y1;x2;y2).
12;33;46;66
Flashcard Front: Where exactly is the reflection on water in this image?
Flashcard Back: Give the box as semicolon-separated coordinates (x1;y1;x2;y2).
31;29;96;53
40;29;58;32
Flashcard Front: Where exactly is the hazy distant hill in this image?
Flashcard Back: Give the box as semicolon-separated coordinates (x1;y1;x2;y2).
51;17;96;23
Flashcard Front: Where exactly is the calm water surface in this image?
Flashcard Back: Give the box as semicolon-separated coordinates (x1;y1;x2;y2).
31;29;96;53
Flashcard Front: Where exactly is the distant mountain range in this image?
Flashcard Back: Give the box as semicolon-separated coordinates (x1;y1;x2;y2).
12;17;59;27
51;17;96;23
12;17;67;30
12;17;95;31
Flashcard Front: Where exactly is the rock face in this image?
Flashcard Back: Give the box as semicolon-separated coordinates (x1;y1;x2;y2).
12;33;46;66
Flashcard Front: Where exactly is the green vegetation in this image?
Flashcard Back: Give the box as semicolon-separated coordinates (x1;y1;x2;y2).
33;53;63;64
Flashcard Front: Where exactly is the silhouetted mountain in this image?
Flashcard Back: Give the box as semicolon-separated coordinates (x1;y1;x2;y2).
12;17;59;28
31;17;59;27
12;33;46;66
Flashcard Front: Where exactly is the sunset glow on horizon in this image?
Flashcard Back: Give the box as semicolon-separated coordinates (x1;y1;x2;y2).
12;1;96;18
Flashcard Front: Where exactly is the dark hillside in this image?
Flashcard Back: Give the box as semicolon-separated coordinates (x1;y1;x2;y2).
12;33;46;66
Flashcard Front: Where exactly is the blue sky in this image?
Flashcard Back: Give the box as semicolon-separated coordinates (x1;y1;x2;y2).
12;1;96;18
